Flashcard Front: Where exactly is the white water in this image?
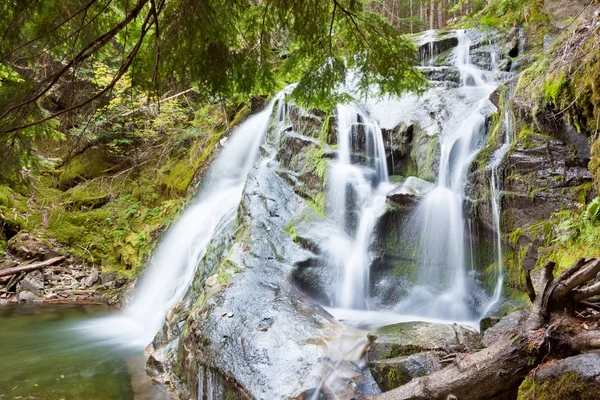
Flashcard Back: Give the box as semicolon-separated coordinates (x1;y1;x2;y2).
395;30;500;321
78;96;281;348
327;104;391;309
481;81;516;316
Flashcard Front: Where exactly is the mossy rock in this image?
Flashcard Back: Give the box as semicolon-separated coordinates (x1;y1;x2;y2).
58;147;116;189
369;351;443;392
367;321;482;361
517;352;600;400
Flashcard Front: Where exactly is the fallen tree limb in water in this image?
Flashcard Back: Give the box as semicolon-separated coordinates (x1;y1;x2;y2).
370;257;600;400
0;256;65;278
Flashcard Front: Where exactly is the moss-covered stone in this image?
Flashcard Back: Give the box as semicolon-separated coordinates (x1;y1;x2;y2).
517;372;599;400
58;147;116;189
367;321;482;361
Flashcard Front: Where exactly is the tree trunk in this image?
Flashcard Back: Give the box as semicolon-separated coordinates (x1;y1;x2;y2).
429;0;435;30
409;0;414;33
437;0;443;29
371;337;533;400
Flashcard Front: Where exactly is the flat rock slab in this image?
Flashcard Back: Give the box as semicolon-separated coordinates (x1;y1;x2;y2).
368;321;482;361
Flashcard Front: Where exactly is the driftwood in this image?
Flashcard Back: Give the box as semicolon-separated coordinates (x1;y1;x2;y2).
371;258;600;400
0;256;65;278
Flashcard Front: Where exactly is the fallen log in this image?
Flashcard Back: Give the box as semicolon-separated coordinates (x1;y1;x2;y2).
0;256;65;278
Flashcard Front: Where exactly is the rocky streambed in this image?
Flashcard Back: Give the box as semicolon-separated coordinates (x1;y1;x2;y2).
0;232;130;306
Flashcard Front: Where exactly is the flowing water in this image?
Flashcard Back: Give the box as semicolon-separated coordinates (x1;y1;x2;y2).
481;80;516;317
78;96;281;348
326;104;392;309
389;30;502;321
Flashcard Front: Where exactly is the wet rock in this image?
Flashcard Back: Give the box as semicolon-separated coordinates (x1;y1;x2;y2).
367;321;483;360
153;160;349;399
420;66;461;84
276;132;326;200
17;270;44;296
387;177;435;208
501;133;594;270
369;351;443;392
386;190;420;208
417;31;459;63
288;106;330;142
482;310;528;347
18;290;42;303
291;256;334;305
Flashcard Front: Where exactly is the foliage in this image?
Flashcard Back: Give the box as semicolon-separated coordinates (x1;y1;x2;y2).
0;0;427;178
467;0;549;30
532;196;600;272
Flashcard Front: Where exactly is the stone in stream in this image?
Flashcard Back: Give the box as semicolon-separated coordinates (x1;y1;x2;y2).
386;177;436;207
367;321;483;392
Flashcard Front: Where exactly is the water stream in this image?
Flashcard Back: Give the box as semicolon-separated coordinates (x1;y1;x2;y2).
0;305;170;399
327;104;392;309
482;80;516;316
78;96;281;348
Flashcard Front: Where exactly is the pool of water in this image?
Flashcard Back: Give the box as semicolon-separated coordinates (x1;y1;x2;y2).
0;304;171;399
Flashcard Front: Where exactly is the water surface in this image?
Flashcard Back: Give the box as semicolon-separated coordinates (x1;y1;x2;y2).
0;304;170;399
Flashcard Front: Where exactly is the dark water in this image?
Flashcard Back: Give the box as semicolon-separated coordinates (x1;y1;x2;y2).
0;304;170;399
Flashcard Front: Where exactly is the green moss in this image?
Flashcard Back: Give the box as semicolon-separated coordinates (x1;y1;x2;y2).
544;73;567;105
517;372;597;400
229;105;251;128
508;228;524;246
160;129;223;197
370;362;411;392
58;147;114;189
283;223;298;242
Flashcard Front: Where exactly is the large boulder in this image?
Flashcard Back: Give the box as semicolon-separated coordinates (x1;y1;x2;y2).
149;158;355;400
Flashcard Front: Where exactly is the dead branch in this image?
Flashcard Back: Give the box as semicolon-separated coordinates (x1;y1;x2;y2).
0;256;65;278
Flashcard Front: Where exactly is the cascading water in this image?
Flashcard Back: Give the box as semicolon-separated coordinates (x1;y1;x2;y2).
395;30;501;321
327;104;391;310
78;95;282;348
481;81;516;316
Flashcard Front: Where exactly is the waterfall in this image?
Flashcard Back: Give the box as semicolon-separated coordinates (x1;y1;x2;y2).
481;81;516;316
327;103;390;310
78;94;282;348
395;30;499;321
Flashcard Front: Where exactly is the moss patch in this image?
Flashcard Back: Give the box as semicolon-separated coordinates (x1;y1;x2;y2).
517;372;597;400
